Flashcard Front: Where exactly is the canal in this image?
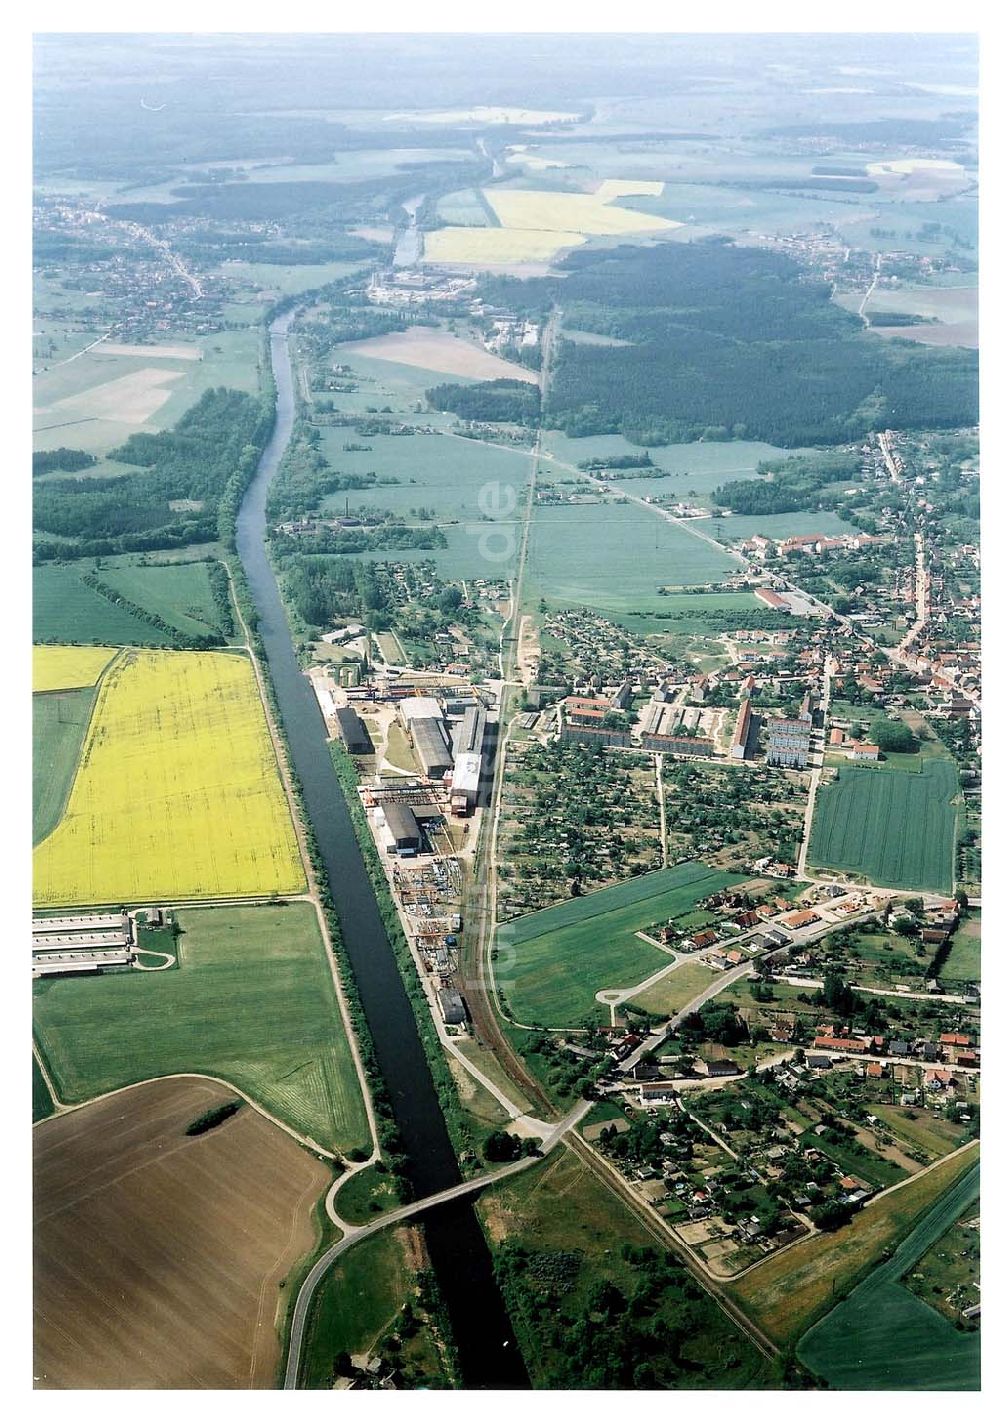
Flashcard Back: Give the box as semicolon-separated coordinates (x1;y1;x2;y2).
235;310;528;1389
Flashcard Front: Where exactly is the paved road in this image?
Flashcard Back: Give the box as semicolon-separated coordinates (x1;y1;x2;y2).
282;1099;590;1388
797;653;835;880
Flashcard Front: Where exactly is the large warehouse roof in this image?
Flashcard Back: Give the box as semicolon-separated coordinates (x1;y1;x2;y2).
410;716;453;775
453;705;485;757
400;696;444;724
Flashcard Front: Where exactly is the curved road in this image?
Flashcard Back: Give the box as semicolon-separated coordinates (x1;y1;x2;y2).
283;1100;591;1388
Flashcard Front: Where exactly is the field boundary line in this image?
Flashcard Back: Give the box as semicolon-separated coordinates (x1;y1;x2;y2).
32;1041;67;1114
30;1068;342;1160
32;650;120;846
223;558;381;1166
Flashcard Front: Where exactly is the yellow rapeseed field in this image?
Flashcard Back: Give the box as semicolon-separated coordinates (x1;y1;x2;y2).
594;178;666;200
33;645;118;693
33;649;305;906
484;187;679;236
423;226;585;265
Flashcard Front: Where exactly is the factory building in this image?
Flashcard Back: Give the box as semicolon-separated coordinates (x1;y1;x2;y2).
453;705;485;757
380;801;421;856
730;698;757;760
450;752;482;815
399;696;445;725
766;715;812;768
438;988;468;1026
335;705;373;755
410;715;453;778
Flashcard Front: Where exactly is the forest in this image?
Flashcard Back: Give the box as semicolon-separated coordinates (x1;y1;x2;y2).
478;243;978;446
105;159;488;229
711;449;862;515
425;378;541;426
32;387;269;561
33;448;97;476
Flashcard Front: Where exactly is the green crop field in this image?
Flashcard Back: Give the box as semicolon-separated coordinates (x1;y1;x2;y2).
32;1053;55;1122
797;1159;980;1389
33;564;173;645
33;688;95;843
808;759;959;892
33;328;261;458
32;902;369;1156
525;501;734;630
497;862;746;1027
33;561;229;644
89;561;231;639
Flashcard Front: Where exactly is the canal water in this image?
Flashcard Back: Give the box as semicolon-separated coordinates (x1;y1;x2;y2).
236;311;528;1388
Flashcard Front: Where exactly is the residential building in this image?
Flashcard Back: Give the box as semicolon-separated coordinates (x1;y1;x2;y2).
766;715;812;768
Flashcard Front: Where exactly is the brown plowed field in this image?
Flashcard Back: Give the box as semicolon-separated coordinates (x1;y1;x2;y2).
34;1077;330;1389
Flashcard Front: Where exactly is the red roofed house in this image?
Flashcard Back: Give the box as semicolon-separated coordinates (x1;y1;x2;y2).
780;908;820;930
815;1035;869;1055
852;742;881;761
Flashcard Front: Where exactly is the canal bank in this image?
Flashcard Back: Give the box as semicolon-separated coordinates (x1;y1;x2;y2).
235;310;528;1389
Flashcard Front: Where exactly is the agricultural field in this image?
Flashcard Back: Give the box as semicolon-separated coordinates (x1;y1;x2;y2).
433;186;494;226
32;902;369;1153
808;759;959;893
484;185;678;236
32;329;260;459
33;644;117;692
497;863;746;1028
33;688;95;844
33;649;304;907
33;1076;330;1389
338;327;537;383
796;1157;979;1390
733;1141;979;1347
424;226;585;266
425;180;680;267
85;561;233;640
477;1144;773;1389
298;1226;450;1389
525;500;734;629
34;564;174;645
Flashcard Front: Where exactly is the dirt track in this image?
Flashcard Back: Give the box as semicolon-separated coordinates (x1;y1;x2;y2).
34;1077;329;1390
